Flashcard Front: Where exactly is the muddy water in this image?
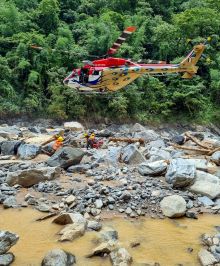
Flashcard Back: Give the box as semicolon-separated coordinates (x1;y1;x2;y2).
0;208;219;266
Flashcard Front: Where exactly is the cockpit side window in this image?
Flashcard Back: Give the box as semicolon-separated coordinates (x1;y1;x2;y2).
93;70;100;75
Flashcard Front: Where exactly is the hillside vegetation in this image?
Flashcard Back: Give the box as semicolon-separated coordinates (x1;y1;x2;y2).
0;0;220;123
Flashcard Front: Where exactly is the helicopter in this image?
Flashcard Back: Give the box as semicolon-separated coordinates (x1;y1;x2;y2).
63;26;205;93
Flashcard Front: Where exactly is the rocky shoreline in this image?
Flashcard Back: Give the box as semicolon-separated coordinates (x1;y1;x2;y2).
0;121;220;265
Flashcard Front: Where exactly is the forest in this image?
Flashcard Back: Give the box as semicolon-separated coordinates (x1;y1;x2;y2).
0;0;220;124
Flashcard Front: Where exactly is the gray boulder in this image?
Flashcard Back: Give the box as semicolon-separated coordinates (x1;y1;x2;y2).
160;195;186;218
6;167;61;187
3;196;17;209
110;247;132;266
121;144;145;165
138;160;168;176
1;141;21;155
0;231;19;255
17;144;41;159
198;248;218;266
47;147;85;169
0;126;20;139
53;213;87;226
41;249;75;266
147;148;171;162
67;164;91;173
211;151;220;166
134;130;159;142
0;253;14;265
165;158;196;188
189;171;220;199
198;196;214;207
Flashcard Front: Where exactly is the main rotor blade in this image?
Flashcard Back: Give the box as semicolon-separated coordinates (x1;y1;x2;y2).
107;26;136;55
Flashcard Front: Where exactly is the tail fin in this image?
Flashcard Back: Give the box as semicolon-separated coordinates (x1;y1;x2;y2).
180;44;205;79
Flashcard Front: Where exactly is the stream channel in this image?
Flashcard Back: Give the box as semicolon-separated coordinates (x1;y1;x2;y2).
0;208;219;265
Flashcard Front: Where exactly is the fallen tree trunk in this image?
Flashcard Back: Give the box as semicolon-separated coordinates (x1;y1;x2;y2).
184;132;212;149
171;143;212;154
36;212;59;221
109;137;145;145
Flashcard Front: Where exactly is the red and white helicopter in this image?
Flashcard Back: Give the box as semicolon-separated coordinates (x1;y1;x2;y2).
63;26;205;93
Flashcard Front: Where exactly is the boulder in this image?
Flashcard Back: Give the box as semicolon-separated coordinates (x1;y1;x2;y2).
53;213;87;226
198;196;215;207
138;160;168;176
160;195;186;218
1;141;21;155
0;126;20;139
86;241;118;258
134;130;159;142
6;167;61;187
189;170;220;199
198;248;218;266
64;122;84;131
106;147;122;165
47;147;85;169
0;231;19;255
186;158;216;172
0;253;14;265
58;223;86;242
211;151;220;166
87;221;102;231
17;144;41;159
3;196;17;209
189;182;220;199
67;164;91;173
121;144;145;165
165;158;196;188
54;213;87;242
147;148;171;162
26;135;52;145
41;249;75;266
99;227;118;242
110;248;132;266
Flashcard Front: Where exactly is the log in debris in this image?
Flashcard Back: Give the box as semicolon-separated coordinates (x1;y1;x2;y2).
171;132;220;155
184;132;212;149
109;137;145;145
36;212;59;221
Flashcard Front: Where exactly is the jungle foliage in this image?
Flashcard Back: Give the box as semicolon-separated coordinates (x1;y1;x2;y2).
0;0;220;123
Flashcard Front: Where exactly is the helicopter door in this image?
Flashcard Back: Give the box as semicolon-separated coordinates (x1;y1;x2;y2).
88;70;101;83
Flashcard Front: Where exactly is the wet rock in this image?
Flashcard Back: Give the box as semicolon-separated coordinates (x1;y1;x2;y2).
17;144;41;159
6;167;61;187
160;195;186;218
87;221;102;231
86;241;117;258
64;121;84;131
58;223;86;242
138;160;167;176
165;158;196;188
0;231;19;255
198;196;214;207
1;141;21;155
53;213;87;226
198;248;217;266
110;247;132;266
211;151;220;166
3;196;17;209
41;249;75;266
47;147;85;169
186;211;198;219
99;227;118;242
0;253;14;266
121;144;145;165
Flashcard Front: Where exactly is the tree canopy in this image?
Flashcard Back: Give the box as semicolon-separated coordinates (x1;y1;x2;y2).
0;0;220;123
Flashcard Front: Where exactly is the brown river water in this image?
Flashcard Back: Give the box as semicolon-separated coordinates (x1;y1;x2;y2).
0;208;219;266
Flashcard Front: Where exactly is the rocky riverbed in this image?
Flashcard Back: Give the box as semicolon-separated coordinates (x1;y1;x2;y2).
0;120;220;265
